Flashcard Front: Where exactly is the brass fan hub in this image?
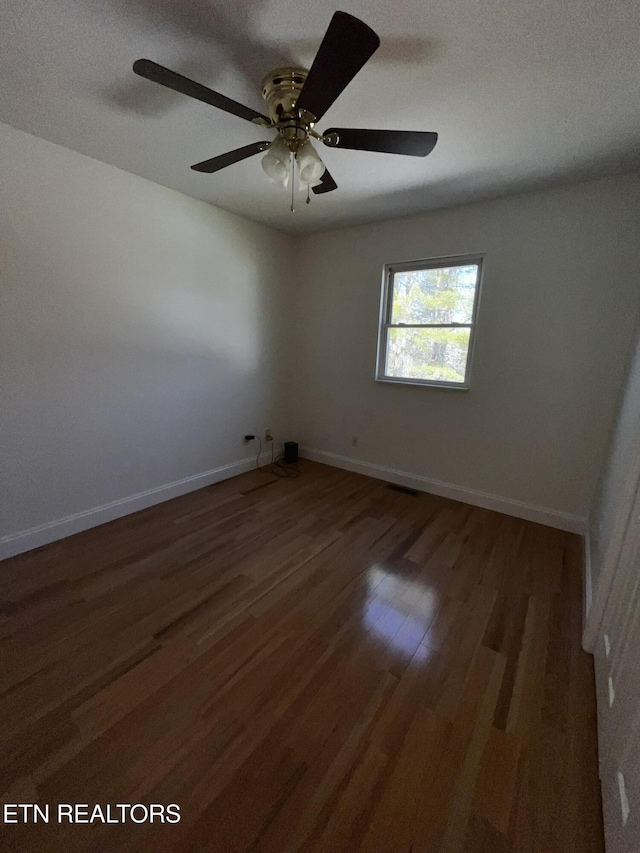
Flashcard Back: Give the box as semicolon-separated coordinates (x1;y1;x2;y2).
261;67;307;120
261;66;315;151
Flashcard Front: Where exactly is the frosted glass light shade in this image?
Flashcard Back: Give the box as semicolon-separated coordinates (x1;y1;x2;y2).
261;136;290;185
296;140;325;185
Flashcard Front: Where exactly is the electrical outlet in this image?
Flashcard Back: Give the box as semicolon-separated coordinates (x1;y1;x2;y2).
351;435;359;447
265;429;273;442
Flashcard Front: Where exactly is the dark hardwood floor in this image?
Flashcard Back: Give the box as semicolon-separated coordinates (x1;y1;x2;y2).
0;460;603;852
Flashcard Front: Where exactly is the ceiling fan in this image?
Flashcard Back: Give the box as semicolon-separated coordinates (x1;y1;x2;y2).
133;11;438;209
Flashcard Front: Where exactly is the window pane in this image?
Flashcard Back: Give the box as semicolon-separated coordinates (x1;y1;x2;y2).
385;327;471;383
391;265;478;325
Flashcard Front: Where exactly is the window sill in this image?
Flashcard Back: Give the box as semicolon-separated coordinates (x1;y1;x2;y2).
375;377;470;390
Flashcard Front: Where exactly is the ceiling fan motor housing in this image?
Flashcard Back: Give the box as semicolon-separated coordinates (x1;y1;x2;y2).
261;67;313;149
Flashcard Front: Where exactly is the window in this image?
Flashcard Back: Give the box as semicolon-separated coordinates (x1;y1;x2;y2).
376;254;483;389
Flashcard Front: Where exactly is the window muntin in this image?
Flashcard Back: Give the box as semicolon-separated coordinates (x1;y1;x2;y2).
377;256;483;388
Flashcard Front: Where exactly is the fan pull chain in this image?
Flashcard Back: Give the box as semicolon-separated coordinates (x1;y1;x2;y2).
290;154;295;213
306;183;311;204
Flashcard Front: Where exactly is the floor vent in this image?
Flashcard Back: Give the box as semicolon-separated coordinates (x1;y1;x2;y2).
385;483;419;496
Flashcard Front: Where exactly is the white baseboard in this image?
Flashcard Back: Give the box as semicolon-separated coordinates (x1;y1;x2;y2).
301;447;586;534
0;450;277;561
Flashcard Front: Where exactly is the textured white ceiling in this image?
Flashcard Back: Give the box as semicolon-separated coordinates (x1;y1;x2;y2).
1;0;639;234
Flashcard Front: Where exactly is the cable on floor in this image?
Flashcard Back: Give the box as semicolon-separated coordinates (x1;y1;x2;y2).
256;441;301;478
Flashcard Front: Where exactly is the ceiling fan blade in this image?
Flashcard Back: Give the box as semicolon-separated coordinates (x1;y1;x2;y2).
312;167;338;195
295;12;380;122
323;128;438;157
133;59;271;125
191;141;272;173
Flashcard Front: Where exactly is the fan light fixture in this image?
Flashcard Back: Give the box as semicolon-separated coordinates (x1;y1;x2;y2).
132;11;439;213
261;136;290;186
258;70;328;208
296;140;325;186
261;136;327;206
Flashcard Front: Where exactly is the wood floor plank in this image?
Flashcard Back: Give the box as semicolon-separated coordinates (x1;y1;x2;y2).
0;459;603;852
472;726;522;834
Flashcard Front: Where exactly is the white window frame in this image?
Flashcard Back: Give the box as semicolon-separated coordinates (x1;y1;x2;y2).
376;253;484;390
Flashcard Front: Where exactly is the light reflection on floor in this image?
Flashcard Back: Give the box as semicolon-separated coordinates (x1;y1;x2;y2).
364;565;437;662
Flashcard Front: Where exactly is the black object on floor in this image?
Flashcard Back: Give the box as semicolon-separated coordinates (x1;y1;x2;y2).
284;442;299;464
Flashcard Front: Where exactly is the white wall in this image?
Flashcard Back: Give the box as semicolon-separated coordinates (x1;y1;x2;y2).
293;176;640;527
0;123;295;557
